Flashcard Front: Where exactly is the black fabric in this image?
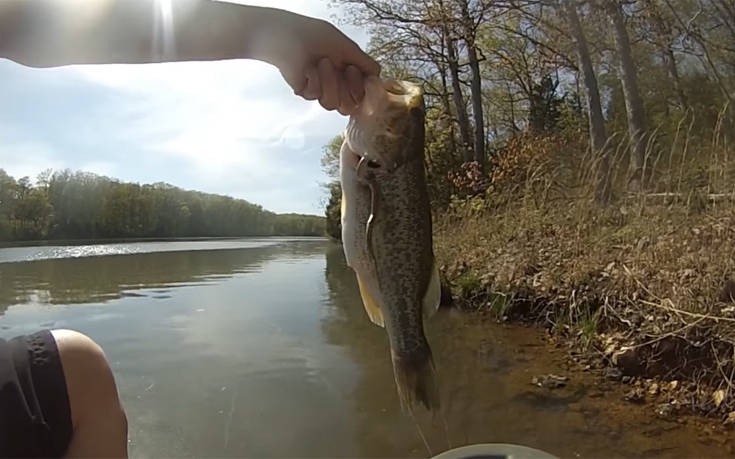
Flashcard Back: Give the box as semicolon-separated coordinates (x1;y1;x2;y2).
0;329;72;458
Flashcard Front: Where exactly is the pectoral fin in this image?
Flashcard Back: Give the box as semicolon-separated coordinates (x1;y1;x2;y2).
422;258;441;320
355;272;384;327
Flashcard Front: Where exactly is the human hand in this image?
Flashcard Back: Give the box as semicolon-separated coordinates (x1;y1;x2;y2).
252;9;380;116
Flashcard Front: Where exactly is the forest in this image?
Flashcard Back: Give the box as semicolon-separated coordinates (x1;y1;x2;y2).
0;168;325;241
322;0;735;419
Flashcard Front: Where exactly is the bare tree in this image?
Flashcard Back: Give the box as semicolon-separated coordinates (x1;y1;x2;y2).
439;0;474;162
457;0;486;168
562;0;611;203
601;0;648;190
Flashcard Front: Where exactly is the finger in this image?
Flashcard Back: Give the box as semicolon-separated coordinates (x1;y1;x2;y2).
337;72;357;116
341;44;380;77
300;65;321;101
317;57;339;111
281;67;307;97
344;65;365;105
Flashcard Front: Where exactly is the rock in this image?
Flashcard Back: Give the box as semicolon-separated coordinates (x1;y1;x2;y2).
604;367;623;381
648;383;659;396
656;402;678;418
624;388;646;404
719;280;735;303
713;390;726;408
440;277;454;307
612;346;643;376
531;374;568;389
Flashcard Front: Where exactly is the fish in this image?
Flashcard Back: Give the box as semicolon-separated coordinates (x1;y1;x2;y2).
339;76;442;413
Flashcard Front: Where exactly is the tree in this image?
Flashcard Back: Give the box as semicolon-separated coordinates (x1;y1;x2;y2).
456;0;487;168
0;169;17;239
601;0;648;190
0;169;325;242
324;182;343;240
528;74;564;133
321;134;344;180
562;0;611;203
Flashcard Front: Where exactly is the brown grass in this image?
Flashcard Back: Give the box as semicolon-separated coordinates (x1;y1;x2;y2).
435;105;735;419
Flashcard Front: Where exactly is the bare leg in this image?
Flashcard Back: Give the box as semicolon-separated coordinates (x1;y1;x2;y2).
51;329;128;458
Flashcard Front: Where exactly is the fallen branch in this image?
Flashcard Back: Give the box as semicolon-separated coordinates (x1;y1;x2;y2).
627;192;735;202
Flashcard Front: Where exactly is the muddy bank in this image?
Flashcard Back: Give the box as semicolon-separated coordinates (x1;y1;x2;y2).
435;203;735;426
428;310;733;458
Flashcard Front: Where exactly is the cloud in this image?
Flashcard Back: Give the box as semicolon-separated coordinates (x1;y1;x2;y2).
0;0;367;215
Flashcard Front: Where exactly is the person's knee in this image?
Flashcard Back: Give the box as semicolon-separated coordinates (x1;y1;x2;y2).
51;330;126;432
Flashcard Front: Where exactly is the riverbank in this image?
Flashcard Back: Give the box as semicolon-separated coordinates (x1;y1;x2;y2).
435;197;735;425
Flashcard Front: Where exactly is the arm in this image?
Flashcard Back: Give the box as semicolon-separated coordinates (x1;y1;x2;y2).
0;0;275;67
0;0;380;114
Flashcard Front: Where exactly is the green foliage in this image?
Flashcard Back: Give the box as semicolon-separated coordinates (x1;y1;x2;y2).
320;134;344;181
577;306;601;351
488;292;514;319
454;269;481;298
320;134;345;241
528;76;564;134
324;181;342;241
0;169;325;242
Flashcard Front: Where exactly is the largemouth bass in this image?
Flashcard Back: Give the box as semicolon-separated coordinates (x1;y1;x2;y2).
340;76;441;413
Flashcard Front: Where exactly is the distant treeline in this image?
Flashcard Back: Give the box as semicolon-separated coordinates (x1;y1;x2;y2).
0;169;325;241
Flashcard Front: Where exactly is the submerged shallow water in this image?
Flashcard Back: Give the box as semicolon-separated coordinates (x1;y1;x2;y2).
0;238;728;458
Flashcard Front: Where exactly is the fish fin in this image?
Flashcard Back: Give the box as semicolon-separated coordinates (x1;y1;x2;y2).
340;190;346;220
422;257;442;320
391;348;440;413
355;272;385;328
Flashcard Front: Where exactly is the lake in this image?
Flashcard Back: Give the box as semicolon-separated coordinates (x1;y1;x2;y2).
0;238;724;458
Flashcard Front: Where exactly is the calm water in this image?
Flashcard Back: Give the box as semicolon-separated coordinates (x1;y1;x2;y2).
0;238;727;458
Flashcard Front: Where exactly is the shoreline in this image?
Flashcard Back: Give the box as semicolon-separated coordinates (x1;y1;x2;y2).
0;235;330;249
436;201;735;426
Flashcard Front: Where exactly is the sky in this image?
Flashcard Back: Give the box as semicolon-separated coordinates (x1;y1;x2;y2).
0;0;368;216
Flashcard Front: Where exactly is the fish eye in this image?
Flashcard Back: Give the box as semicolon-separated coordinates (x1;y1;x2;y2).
367;160;381;169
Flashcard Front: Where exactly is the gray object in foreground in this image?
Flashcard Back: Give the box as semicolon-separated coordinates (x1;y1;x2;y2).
432;443;558;459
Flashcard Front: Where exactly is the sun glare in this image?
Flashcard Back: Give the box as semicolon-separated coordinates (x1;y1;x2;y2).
155;0;175;59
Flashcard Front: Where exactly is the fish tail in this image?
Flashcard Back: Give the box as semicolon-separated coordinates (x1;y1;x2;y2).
390;347;440;413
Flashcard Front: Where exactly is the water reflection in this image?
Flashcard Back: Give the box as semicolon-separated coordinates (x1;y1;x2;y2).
320;243;722;459
322;243;433;456
0;240;323;315
321;243;520;456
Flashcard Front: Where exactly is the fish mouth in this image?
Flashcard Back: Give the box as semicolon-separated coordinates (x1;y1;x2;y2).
346;77;424;173
381;79;423;110
361;77;424;114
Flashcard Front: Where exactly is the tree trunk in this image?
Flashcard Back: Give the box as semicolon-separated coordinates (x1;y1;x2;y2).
562;0;611;203
437;33;459;162
644;0;689;110
604;0;647;190
662;46;688;110
444;30;473;163
458;0;486;170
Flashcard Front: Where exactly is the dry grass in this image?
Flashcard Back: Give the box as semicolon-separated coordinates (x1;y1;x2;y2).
435;105;735;419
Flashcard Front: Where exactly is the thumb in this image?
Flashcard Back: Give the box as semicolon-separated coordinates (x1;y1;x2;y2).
338;43;380;77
